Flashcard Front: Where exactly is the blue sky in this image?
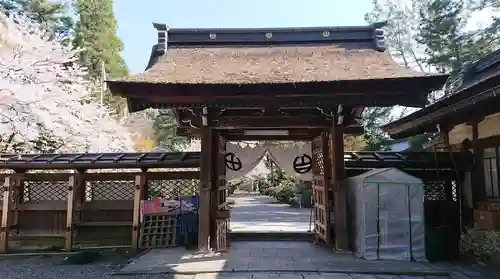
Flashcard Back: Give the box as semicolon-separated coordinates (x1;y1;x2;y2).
113;0;373;74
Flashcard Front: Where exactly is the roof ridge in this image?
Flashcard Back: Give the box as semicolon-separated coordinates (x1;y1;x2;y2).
150;22;387;57
468;47;500;73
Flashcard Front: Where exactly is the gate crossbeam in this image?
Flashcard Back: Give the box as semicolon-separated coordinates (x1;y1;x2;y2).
0;152;200;170
0;151;471;172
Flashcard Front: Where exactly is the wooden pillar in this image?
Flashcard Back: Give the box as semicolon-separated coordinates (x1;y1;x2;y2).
74;171;85;247
0;176;13;253
132;171;146;250
65;172;85;251
471;122;486;205
331;120;348;251
65;174;76;250
199;126;213;251
209;130;221;250
321;132;333;246
11;173;24;236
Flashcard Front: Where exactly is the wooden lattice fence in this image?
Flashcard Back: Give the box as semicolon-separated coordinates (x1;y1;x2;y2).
0;170;199;253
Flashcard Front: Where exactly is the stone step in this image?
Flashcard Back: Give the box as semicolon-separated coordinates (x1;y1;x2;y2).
230;231;316;242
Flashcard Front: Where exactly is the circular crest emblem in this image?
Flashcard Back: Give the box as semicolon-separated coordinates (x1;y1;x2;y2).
293;154;312;174
225;152;242;171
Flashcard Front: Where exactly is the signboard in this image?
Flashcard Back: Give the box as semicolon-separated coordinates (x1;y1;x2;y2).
140;196;200;216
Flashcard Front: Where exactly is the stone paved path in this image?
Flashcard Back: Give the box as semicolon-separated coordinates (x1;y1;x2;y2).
229;191;311;232
115;241;485;278
115;192;489;279
167;273;483;279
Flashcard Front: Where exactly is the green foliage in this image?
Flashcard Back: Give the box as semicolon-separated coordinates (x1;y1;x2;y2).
300;188;313;208
364;0;500;149
153;109;189;151
73;0;128;113
260;154;299;204
460;230;500;265
275;186;294;204
1;0;74;43
344;135;366;151
73;0;127;78
147;180;198;199
263;186;277;196
264;155;287;186
406;134;432;151
361;107;393;151
148;186;162;199
417;0;499;94
380;134;432;152
417;0;467;74
257;179;270;195
262;174;296;205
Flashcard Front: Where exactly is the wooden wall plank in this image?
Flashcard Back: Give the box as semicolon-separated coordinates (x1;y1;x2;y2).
321;132;333;247
331;120;348;251
0;177;12;253
132;172;146;250
199;127;213;251
65;175;76;250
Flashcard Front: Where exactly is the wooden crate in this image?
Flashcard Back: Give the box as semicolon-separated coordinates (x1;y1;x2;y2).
139;213;178;248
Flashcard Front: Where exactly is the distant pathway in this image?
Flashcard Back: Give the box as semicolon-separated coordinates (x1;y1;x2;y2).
228;191;312;232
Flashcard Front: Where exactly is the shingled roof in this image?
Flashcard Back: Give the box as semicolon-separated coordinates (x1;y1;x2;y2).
382;48;500;138
115;22;442;85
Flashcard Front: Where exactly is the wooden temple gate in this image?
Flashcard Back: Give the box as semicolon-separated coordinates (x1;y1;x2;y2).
310;124;357;250
104;22;459;252
215;135;229;250
199;129;230;251
312;133;330;244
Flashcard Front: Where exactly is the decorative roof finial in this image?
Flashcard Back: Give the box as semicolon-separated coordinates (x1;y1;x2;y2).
372;21;388;29
152;23;168;55
372;21;387;52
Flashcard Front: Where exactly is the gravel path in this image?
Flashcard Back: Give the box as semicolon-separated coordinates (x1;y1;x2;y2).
0;256;164;279
229;191;312;232
0;256;492;279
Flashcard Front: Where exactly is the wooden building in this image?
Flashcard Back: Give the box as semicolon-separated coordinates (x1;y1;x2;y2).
383;49;500;223
107;22;448;251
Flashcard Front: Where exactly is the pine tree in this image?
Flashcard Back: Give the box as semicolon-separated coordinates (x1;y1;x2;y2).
363;0;429;150
361;107;394;151
1;0;73;43
365;0;427;71
153;110;189;151
73;0;128;114
73;0;127;77
417;0;498;93
417;1;467;74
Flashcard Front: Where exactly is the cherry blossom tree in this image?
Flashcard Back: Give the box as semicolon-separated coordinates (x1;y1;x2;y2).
0;12;134;153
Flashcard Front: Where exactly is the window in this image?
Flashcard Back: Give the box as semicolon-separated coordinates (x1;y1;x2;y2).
484;147;500;198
